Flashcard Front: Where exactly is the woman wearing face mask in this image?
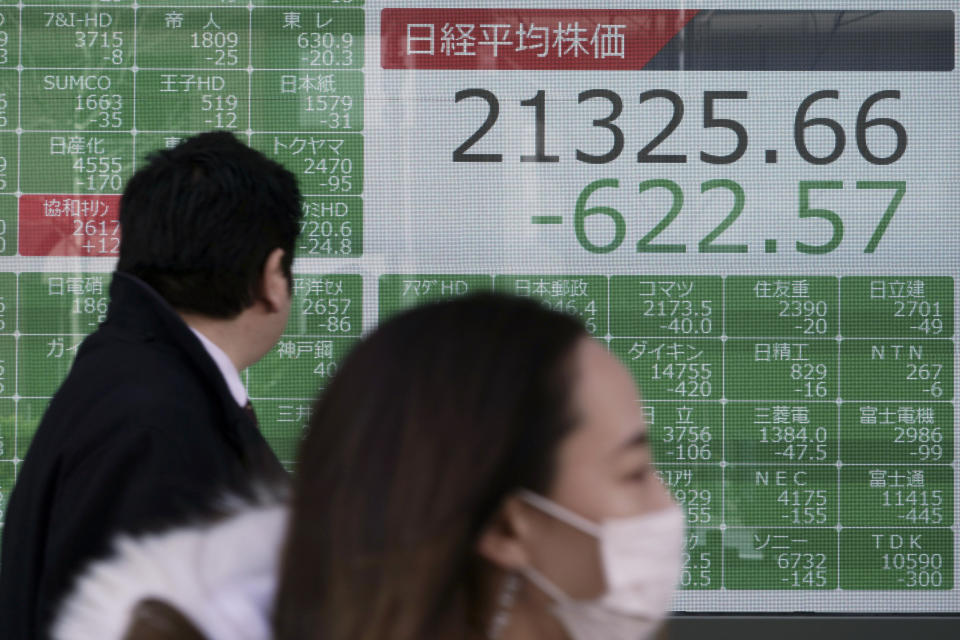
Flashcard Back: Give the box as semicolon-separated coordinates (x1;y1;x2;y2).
53;293;683;640
274;293;684;640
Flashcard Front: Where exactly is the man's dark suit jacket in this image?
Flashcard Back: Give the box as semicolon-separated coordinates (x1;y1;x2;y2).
0;272;286;639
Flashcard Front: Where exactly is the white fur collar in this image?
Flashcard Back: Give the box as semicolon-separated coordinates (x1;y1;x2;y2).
52;503;288;640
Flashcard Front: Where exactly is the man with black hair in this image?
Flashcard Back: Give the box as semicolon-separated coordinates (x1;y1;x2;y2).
0;131;301;639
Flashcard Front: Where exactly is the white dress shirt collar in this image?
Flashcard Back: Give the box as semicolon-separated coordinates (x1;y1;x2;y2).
189;328;248;408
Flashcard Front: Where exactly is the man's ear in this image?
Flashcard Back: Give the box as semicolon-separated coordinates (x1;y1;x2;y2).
259;248;288;313
477;496;535;571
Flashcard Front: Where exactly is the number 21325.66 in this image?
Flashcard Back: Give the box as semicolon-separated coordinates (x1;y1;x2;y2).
453;89;906;166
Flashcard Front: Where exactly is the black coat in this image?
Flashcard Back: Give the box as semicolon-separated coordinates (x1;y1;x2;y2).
0;272;287;640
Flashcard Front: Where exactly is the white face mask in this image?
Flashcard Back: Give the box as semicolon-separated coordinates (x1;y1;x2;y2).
517;490;685;640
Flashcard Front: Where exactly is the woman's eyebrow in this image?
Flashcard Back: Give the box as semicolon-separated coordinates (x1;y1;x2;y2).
618;428;650;451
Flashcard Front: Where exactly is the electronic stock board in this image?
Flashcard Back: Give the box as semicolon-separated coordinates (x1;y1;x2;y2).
0;0;956;616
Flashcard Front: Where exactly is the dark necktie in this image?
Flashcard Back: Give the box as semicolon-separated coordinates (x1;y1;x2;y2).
241;400;288;479
242;400;259;428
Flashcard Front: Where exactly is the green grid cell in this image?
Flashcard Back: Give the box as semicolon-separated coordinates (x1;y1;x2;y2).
840;403;953;464
0;460;14;521
610;276;720;338
22;70;133;132
0;70;19;131
0;399;13;460
839;340;954;401
22;0;132;5
251;71;363;132
0;272;14;331
0;10;19;69
646;401;721;469
610;338;720;401
724;465;837;527
656;463;721;528
0;133;16;195
724;276;838;338
0;196;14;256
135;70;248;132
250;133;361;196
247;336;355;398
19;134;133;195
725;402;837;464
840;277;954;338
680;528;721;590
494;275;608;336
840;465;953;527
296;197;362;258
18;334;83;397
287;274;361;337
724;528;838;589
133;0;235;4
134;133;200;165
252;398;312;466
840;528;953;590
378;274;492;321
136;9;249;69
0;336;14;398
251;1;364;11
21;8;134;68
251;9;364;69
15;398;46;459
725;339;838;401
18;272;111;334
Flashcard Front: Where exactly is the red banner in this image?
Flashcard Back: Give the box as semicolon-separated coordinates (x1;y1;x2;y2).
381;9;697;70
20;195;121;257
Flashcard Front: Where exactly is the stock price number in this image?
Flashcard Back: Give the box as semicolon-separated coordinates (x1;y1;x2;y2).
680;533;713;589
453;88;906;165
777;552;828;588
569;178;905;255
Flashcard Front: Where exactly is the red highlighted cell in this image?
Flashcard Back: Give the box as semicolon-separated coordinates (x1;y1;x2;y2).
381;9;697;70
19;194;121;257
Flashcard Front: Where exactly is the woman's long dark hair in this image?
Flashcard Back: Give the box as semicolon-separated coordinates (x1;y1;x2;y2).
273;293;586;640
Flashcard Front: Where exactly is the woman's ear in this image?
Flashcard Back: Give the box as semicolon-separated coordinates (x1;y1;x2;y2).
477;496;535;571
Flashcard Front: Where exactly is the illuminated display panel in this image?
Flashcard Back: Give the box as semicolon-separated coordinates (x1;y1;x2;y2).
0;0;956;613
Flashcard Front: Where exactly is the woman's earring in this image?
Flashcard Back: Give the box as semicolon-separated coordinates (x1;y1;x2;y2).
487;572;521;640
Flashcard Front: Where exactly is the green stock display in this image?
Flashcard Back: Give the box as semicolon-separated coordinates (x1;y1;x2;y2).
0;0;956;613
